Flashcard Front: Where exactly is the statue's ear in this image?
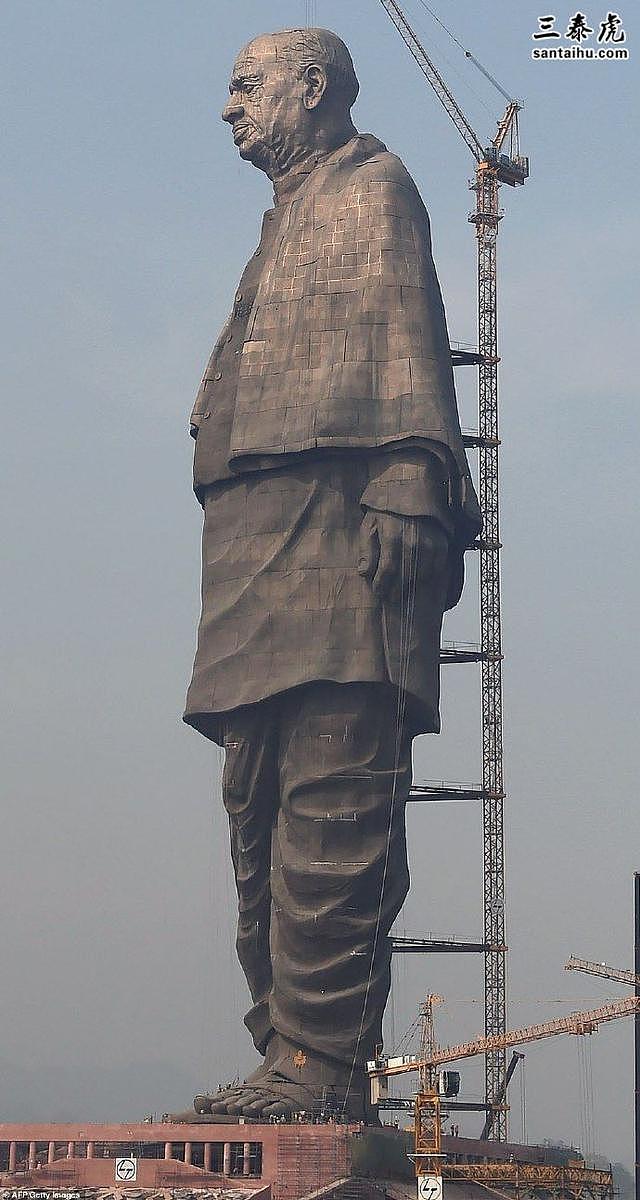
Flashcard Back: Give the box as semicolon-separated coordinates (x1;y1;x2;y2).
302;63;328;110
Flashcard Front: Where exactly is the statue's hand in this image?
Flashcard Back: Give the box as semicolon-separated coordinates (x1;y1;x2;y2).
358;510;448;600
358;510;404;598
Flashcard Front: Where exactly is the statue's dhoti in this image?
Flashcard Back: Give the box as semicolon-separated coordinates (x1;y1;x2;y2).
184;457;449;737
185;456;451;1079
221;680;411;1068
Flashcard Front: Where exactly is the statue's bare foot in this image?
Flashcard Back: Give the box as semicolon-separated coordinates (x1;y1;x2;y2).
194;1035;368;1121
194;1062;266;1114
204;1069;320;1118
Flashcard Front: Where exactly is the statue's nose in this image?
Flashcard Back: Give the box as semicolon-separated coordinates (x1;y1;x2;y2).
222;99;243;124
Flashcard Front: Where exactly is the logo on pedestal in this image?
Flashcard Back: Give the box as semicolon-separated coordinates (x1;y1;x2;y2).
418;1175;443;1200
115;1157;137;1182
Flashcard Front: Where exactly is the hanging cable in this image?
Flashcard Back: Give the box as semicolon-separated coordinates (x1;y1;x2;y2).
342;517;420;1114
401;0;495;117
412;0;516;103
218;742;243;1083
577;1036;595;1163
519;1056;527;1144
413;0;470;56
585;1036;595;1161
393;1010;423;1056
389;957;397;1052
577;1038;586;1159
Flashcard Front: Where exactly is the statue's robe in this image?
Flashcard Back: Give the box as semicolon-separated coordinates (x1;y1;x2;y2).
184;134;482;1083
184;134;480;744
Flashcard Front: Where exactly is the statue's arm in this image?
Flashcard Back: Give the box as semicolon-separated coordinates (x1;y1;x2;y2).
347;163;478;608
360;448;453;530
359;449;465;610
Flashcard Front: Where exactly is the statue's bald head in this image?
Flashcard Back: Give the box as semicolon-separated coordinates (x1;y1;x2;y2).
248;28;360;111
223;28;360;181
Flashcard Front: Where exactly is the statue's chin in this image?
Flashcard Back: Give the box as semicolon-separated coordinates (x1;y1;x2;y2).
237;140;271;173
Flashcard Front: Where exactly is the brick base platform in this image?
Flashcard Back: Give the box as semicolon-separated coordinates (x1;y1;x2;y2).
0;1121;607;1200
0;1119;377;1200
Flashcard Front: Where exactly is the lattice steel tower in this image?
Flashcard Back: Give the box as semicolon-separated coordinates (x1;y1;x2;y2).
472;165;507;1135
378;0;529;1138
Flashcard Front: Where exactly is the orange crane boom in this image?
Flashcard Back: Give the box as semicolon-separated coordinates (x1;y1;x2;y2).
565;955;640;988
368;996;640;1077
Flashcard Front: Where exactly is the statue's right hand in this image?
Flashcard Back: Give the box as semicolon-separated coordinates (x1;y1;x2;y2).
358;510;379;584
358;509;404;597
359;510;412;599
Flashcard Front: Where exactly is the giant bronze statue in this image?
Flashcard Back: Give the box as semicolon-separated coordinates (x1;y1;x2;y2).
184;28;480;1121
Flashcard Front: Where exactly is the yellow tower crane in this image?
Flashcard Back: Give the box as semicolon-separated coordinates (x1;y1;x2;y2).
368;993;640;1195
566;946;640;1200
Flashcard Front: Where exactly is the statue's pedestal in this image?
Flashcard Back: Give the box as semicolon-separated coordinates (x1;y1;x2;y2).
161;1118;409;1198
165;1119;414;1199
0;1118;413;1200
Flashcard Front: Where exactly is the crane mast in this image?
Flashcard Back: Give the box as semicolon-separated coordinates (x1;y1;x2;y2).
378;0;528;1139
473;157;507;1138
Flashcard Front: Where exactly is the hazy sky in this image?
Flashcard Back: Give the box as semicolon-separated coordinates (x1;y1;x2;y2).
1;0;639;1175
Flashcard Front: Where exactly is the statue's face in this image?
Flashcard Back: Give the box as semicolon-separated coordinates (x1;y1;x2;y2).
222;37;308;176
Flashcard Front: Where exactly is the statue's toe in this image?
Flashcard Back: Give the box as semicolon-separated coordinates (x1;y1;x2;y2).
262;1099;294;1117
206;1088;244;1113
225;1091;262;1114
209;1099;234;1113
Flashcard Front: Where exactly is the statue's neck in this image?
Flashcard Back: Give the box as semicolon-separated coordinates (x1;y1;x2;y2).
271;123;357;203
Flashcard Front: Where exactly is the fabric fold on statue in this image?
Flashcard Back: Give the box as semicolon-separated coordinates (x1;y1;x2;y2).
190;133;481;547
221;682;412;1066
184;459;450;741
360;450;454;529
229;134;479;536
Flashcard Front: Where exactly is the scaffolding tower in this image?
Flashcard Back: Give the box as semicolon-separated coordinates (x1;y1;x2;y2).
473;164;508;1139
378;0;529;1140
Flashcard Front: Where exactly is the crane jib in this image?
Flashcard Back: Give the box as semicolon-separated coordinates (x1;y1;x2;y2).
367;996;640;1078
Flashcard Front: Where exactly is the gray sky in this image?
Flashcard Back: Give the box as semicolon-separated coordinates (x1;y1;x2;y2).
1;0;639;1174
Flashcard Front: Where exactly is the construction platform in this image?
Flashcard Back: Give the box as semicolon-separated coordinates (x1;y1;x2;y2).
0;1121;615;1200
